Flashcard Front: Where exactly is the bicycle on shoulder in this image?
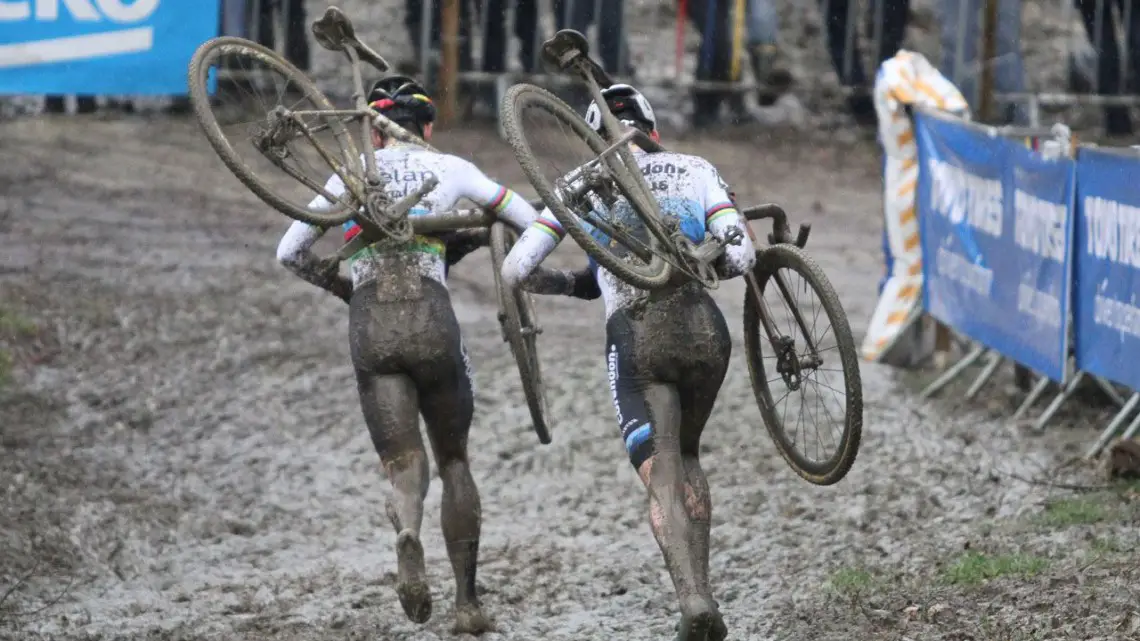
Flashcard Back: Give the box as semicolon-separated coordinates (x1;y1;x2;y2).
186;6;555;446
501;30;864;486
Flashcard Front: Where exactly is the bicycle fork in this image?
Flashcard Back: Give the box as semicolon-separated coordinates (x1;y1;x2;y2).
743;223;823;391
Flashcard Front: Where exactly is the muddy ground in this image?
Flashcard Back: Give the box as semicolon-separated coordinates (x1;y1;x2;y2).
1;114;1139;641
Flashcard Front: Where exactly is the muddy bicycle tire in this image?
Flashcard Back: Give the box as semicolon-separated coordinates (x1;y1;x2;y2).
489;222;553;445
188;36;360;227
499;84;673;291
743;244;862;486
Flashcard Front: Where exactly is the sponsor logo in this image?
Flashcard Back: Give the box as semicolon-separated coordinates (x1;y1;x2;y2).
0;0;160;69
607;343;623;426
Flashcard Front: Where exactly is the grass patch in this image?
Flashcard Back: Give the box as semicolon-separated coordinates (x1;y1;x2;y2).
1037;497;1109;527
1090;536;1123;555
0;309;36;337
827;567;875;596
941;552;1049;586
0;349;10;389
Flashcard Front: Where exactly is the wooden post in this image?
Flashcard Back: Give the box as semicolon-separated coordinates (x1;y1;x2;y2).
979;0;998;121
439;0;460;125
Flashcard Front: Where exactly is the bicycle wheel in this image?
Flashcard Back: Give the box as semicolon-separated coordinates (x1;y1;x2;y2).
500;83;673;291
743;244;862;486
489;222;553;444
188;36;361;227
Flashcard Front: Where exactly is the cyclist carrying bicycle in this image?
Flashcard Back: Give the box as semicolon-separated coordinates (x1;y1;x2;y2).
500;84;755;641
275;75;540;634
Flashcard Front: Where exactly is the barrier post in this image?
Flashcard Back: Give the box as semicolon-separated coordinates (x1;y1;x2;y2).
920;346;988;398
1087;392;1140;458
439;0;460;125
979;0;997;120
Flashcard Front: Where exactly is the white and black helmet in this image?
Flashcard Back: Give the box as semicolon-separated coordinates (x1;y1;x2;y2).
585;84;657;133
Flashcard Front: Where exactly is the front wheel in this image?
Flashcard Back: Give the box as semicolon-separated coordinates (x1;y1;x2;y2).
499;83;674;291
488;223;553;444
187;36;362;227
743;244;863;486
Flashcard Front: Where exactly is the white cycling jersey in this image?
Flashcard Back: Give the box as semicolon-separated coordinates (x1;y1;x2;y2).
501;149;756;318
277;141;538;290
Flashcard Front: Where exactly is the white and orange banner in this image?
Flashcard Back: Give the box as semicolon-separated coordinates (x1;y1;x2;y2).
862;50;969;364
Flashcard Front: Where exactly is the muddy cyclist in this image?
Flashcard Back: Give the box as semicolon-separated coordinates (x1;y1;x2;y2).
500;83;756;641
275;75;540;634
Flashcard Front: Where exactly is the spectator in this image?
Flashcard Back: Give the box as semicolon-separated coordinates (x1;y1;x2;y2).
1074;0;1140;136
684;0;735;129
937;0;1028;125
481;0;540;74
551;0;633;76
746;0;793;105
404;0;475;79
817;0;911;126
253;0;310;71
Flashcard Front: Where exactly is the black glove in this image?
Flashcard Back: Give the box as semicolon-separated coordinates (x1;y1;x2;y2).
330;276;353;304
568;267;601;300
441;229;490;268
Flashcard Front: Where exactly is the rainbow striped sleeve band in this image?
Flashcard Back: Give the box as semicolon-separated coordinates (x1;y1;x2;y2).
705;202;737;225
488;186;515;213
532;216;565;241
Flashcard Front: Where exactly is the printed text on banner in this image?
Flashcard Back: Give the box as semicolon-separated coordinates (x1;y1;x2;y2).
1074;148;1140;392
0;0;220;95
914;112;1075;382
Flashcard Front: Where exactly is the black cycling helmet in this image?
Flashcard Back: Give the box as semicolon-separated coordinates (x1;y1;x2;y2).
585;84;657;134
367;74;436;131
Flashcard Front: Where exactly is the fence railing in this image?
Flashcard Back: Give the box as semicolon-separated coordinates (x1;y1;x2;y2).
907;104;1140;458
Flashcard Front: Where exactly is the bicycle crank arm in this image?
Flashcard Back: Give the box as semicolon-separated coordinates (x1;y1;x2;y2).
384;177;440;219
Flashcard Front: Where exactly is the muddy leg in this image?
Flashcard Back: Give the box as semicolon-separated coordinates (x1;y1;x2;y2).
419;342;491;635
356;372;432;624
676;325;732;641
635;383;718;641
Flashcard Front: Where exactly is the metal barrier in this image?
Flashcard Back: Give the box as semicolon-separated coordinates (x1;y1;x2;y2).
907;107;1140;459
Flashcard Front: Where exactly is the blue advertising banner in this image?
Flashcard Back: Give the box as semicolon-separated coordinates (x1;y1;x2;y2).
1073;148;1140;392
915;111;1074;381
0;0;220;95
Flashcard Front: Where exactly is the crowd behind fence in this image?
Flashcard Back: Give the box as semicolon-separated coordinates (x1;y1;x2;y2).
4;0;1139;134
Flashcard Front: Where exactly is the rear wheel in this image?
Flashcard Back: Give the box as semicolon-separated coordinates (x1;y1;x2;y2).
188;36;362;227
489;223;553;444
744;244;863;486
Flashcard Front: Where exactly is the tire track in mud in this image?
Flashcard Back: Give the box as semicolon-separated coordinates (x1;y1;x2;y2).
0;116;1105;641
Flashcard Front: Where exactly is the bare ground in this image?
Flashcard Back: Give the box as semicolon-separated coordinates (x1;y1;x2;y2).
1;115;1138;641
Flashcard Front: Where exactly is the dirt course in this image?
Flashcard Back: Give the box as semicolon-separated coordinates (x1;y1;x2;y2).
1;114;1138;641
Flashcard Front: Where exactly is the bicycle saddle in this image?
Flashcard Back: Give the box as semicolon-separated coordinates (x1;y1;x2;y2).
541;30;614;88
542;29;589;69
311;6;356;52
311;6;390;72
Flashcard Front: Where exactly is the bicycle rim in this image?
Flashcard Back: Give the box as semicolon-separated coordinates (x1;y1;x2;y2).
743;244;863;486
500;83;672;291
188;36;361;227
489;223;553;444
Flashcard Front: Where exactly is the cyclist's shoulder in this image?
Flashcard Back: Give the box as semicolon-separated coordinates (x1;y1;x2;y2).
648;151;721;177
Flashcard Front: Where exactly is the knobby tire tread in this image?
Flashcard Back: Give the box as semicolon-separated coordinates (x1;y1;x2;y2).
489;223;553;444
188;36;359;227
499;83;672;290
744;244;863;486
